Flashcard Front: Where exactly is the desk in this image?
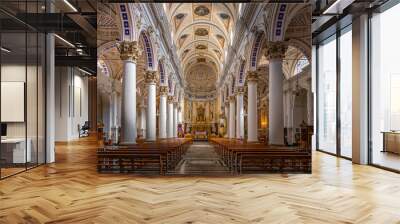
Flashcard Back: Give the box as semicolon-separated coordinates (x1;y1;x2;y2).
1;138;31;164
382;132;400;154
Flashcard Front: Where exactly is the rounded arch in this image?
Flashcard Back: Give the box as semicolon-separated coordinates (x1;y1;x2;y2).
98;59;111;78
237;60;246;86
287;38;311;61
266;3;307;42
117;3;135;41
283;45;310;79
97;40;118;58
139;31;155;70
249;32;265;71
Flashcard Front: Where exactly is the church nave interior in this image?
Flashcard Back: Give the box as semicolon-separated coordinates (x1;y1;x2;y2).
1;1;400;223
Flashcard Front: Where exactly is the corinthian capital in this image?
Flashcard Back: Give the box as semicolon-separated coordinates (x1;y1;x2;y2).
159;86;168;96
167;96;174;104
236;86;245;94
145;70;157;84
264;41;287;60
117;41;141;62
246;71;258;83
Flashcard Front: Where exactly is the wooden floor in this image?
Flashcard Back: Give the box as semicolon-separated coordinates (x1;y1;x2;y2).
1;137;400;223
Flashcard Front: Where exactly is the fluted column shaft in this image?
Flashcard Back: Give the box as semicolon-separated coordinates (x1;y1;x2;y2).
167;96;174;138
247;72;258;142
140;104;146;139
145;70;157;141
118;41;140;144
159;86;168;138
229;96;236;139
236;87;244;139
173;102;178;138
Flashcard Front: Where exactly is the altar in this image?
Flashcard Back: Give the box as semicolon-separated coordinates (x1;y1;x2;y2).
194;131;207;141
183;99;218;140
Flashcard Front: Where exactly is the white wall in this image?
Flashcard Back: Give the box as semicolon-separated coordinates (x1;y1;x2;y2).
54;67;89;141
1;64;46;163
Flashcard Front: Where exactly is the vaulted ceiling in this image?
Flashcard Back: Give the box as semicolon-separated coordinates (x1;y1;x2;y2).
165;3;238;97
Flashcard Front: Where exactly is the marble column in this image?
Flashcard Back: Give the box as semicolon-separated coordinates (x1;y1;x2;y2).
247;71;258;142
173;101;178;138
117;41;140;144
285;90;294;145
229;96;236;139
178;105;182;124
224;101;229;138
111;90;118;128
236;87;244;139
145;70;157;141
265;42;286;145
167;96;174;138
139;103;146;139
159;86;168;138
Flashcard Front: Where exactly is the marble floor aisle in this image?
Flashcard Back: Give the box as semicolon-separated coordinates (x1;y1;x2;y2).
173;141;231;175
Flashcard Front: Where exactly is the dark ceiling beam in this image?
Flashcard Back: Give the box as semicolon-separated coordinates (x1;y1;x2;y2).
66;14;96;46
55;55;96;70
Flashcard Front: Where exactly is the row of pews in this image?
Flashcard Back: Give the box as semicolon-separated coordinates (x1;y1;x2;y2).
209;138;311;174
97;138;192;175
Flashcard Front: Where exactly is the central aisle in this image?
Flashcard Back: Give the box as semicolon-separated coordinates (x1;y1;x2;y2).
174;141;230;175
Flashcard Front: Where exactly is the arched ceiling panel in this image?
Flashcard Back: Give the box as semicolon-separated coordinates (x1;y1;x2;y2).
165;3;238;98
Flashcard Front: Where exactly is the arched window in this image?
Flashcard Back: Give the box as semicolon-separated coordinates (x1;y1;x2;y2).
294;56;309;75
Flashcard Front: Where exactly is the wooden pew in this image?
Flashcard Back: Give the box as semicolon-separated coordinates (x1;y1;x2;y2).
209;138;311;174
97;138;192;175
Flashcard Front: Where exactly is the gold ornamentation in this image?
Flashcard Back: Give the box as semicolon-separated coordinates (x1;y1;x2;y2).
159;86;168;96
229;95;236;101
236;86;245;94
246;71;258;83
167;96;174;104
117;41;141;62
145;70;157;84
195;28;209;36
194;6;210;16
264;41;287;60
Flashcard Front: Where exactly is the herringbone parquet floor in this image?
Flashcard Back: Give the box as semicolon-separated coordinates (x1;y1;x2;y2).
1;137;400;224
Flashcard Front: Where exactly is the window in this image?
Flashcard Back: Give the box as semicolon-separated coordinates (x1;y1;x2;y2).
294;56;309;75
370;3;400;171
317;35;337;154
339;26;352;158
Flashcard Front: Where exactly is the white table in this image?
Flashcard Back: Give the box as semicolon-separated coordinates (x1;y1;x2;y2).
1;138;31;163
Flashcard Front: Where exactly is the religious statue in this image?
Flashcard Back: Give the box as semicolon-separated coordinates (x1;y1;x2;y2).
196;105;206;122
